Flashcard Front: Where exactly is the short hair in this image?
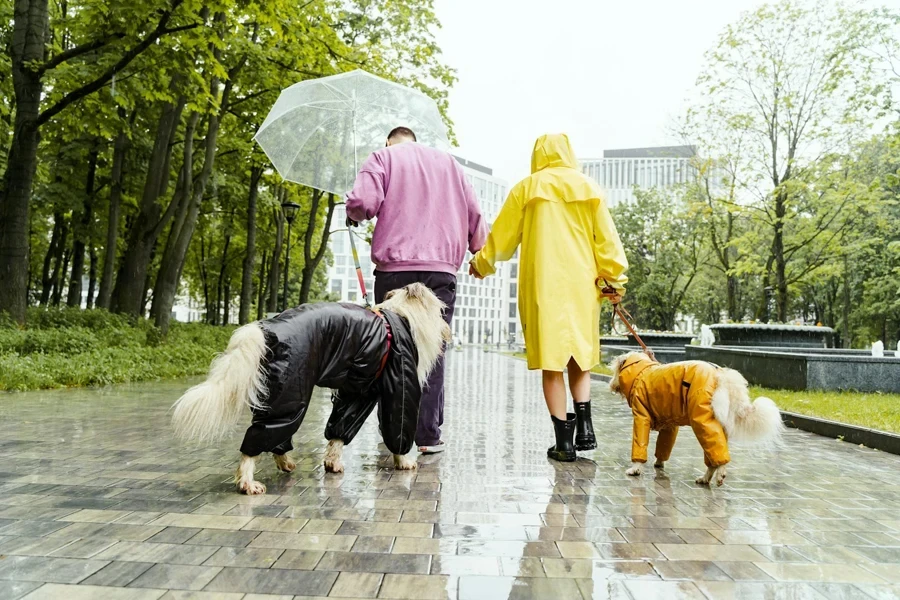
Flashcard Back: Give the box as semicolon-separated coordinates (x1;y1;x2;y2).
387;126;417;142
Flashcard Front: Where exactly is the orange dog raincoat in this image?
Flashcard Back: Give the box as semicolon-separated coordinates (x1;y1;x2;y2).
614;354;730;468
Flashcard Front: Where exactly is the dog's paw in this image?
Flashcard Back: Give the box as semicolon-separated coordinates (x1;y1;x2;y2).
393;454;417;470
625;465;643;476
654;461;665;469
714;466;727;487
239;480;266;495
695;466;716;486
274;454;296;473
324;458;344;474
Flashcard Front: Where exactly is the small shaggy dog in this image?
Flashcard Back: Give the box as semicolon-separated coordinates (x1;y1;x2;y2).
172;283;451;494
609;352;783;486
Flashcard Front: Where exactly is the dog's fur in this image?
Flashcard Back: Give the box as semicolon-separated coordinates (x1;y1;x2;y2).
609;352;783;486
172;283;450;494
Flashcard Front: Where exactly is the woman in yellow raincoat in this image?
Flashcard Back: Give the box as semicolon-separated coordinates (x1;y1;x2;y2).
470;133;628;462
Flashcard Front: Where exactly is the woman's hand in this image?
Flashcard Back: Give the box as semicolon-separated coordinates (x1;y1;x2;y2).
468;262;484;280
597;278;622;304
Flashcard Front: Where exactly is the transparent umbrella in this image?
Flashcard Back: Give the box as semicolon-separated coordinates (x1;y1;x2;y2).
253;69;449;197
254;70;449;307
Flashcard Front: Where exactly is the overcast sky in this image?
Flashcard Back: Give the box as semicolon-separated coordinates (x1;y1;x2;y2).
433;0;767;184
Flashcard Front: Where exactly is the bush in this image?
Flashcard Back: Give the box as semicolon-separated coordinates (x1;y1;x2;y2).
0;308;236;392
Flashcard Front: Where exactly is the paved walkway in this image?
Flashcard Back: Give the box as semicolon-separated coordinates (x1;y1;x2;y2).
1;348;899;599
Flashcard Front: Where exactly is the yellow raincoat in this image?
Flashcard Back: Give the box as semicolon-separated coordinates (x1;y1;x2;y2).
471;134;628;371
614;354;730;468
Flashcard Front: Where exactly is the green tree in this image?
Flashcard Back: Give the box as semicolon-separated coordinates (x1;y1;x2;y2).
613;188;711;331
688;0;899;322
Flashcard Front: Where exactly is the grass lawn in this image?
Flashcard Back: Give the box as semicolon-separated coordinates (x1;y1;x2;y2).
751;387;900;434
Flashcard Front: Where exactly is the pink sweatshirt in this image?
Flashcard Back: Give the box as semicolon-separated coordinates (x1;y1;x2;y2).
346;142;487;275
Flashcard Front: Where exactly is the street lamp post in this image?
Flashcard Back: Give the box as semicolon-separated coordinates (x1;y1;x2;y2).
281;201;301;311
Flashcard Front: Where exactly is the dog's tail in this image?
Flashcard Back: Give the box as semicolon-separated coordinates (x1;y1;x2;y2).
712;368;784;448
172;324;268;444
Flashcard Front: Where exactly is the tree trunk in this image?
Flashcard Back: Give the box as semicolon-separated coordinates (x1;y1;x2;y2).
200;235;212;323
49;222;69;307
299;191;337;304
67;147;99;307
223;280;231;325
0;0;49;322
97;111;130;309
86;246;97;309
149;112;199;332
725;274;738;322
54;247;72;307
40;213;63;305
267;199;284;312
111;86;185;316
774;189;788;322
239;166;262;324
151;22;234;334
842;256;851;349
215;217;233;326
256;250;269;320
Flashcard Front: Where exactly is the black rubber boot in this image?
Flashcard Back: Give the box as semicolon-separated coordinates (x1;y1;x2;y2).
547;413;577;462
574;401;597;451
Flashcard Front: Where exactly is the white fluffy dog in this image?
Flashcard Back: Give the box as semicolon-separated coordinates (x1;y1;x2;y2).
609;352;784;486
172;283;450;494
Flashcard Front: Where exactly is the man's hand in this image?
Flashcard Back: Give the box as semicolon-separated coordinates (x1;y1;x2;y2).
346;216;358;228
468;262;484;280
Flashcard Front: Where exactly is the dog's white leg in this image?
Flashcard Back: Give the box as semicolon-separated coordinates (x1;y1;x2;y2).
236;454;266;495
273;453;296;473
654;460;665;469
714;464;727;486
695;466;717;486
393;453;417;470
625;461;643;476
324;439;345;474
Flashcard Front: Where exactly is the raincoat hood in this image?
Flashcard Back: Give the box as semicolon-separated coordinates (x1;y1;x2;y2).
531;133;579;173
615;353;658;402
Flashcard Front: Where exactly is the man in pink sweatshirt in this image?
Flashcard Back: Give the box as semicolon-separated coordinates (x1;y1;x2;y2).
346;126;486;454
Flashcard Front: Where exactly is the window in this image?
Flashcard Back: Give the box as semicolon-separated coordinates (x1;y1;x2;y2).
509;322;517;335
510;283;517;298
509;303;517;318
510;263;518;278
331;279;342;294
348;291;357;302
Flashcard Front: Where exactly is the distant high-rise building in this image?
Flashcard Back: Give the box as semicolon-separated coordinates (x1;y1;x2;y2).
581;145;700;207
328;155;519;345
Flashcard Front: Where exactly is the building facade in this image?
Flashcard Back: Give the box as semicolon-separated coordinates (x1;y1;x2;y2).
581;146;699;207
327;156;520;346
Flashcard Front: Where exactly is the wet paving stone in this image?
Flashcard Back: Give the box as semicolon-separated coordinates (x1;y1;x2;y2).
0;348;898;598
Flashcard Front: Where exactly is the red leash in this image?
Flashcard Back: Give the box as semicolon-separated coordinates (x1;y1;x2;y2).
600;281;656;362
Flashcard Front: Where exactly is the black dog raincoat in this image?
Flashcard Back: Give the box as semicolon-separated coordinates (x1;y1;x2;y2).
238;302;420;457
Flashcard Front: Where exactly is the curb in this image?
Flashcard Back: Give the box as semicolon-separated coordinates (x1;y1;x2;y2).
781;411;900;456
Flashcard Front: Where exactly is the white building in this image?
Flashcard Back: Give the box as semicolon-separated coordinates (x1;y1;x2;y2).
327;156;520;346
581;146;700;207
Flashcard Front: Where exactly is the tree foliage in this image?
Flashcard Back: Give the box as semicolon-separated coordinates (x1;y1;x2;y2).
0;0;455;328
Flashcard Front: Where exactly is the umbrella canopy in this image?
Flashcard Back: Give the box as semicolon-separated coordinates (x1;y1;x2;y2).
254;69;449;197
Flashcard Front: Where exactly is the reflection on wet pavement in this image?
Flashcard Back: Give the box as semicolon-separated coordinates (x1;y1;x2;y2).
0;347;899;599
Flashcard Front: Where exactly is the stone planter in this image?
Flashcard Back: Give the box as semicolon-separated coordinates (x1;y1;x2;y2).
685;346;900;393
710;323;834;348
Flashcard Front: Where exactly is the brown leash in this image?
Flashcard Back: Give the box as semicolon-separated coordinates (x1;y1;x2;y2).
599;281;656;362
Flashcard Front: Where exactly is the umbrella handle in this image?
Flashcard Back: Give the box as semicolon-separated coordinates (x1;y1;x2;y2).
347;221;370;308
